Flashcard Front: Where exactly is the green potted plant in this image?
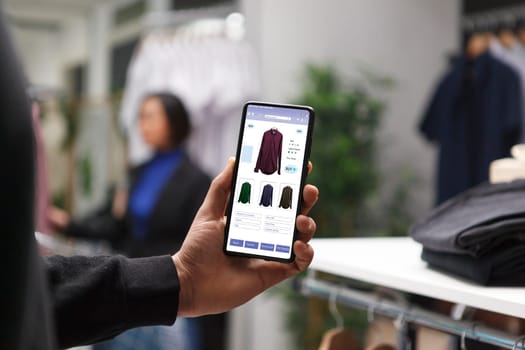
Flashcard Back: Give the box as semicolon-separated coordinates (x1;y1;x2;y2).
282;63;403;350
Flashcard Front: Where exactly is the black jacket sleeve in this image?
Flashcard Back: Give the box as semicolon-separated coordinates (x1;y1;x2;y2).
44;254;180;348
65;186;127;242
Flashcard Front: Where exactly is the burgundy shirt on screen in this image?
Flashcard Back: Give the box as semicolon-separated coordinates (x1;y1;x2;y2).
254;128;283;175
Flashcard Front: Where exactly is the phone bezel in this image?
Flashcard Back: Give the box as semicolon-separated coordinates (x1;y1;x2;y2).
223;101;315;263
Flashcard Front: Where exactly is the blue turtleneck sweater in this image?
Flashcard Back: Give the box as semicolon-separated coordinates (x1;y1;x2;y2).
128;149;183;240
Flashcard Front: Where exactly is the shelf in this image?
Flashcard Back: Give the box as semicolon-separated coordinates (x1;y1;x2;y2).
309;237;525;319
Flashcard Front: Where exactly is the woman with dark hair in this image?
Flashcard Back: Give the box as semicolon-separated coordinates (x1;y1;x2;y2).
49;92;209;257
48;92;217;349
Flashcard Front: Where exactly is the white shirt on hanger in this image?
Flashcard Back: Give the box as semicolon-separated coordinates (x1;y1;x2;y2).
120;32;260;175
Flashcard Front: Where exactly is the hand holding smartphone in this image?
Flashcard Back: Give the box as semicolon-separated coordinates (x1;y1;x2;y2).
223;102;315;262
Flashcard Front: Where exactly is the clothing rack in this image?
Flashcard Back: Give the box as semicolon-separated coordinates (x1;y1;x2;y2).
300;274;525;350
142;3;238;32
303;238;525;350
462;5;525;32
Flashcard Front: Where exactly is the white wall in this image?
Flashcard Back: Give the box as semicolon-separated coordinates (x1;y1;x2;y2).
234;1;460;349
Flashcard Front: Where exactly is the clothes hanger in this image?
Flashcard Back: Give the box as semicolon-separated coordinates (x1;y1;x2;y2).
460;330;468;350
318;288;359;350
367;302;376;324
462;16;492;59
513;334;525;350
364;301;397;350
394;312;411;350
497;25;517;49
465;31;490;59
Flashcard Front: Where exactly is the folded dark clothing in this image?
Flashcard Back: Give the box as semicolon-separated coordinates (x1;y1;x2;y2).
410;180;525;256
421;245;525;286
458;216;525;256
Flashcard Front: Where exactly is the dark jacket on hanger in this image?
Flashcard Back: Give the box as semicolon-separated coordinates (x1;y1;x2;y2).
238;182;252;204
254;128;283;175
279;186;293;209
260;184;274;207
420;52;522;204
0;12;181;350
66;155;210;257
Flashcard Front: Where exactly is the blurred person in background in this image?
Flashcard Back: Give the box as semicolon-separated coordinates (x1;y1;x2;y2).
48;92;223;350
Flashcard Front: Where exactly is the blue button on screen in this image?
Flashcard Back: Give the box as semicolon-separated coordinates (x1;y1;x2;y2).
245;241;259;249
276;245;290;253
260;243;275;251
230;239;244;247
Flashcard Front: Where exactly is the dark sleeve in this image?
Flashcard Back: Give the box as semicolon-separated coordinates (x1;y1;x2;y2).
502;66;523;143
66;186;126;242
277;132;282;175
45;254;180;348
259;186;265;205
419;76;448;142
67;211;125;242
254;131;265;172
182;171;210;234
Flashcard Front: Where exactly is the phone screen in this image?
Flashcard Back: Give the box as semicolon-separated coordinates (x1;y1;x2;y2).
224;102;314;262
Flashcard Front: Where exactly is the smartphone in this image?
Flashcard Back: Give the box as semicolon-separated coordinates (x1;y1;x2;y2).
223;101;315;262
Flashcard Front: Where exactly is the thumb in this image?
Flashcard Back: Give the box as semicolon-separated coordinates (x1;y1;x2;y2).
197;157;235;220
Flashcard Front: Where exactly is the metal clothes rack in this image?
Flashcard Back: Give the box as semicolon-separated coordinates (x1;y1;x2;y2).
142;3;238;32
300;274;525;350
462;5;525;32
302;238;525;350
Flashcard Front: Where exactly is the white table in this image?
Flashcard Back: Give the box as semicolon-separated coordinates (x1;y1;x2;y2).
309;237;525;319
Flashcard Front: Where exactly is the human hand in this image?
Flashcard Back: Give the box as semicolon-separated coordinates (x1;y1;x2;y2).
172;158;318;317
47;206;71;232
111;188;128;219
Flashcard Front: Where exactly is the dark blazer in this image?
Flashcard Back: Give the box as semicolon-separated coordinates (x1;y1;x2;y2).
67;155;211;257
420;52;522;204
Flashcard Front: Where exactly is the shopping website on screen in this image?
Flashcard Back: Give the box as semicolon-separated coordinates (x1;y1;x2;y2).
227;104;311;259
